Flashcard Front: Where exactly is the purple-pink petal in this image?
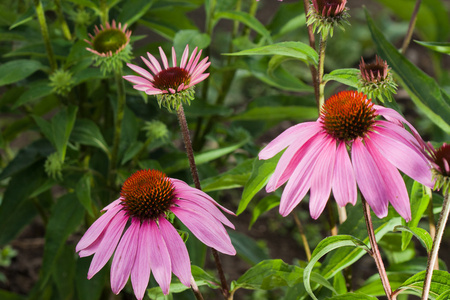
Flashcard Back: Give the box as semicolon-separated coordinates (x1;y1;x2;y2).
110;218;140;294
185;47;198;72
174;198;234;229
131;221;152;300
171;47;177;67
332;142;357;207
148;220;172;295
180;45;189;69
158;218;191;287
146;52;162;73
127;63;154;81
159;47;169;69
123;75;153;86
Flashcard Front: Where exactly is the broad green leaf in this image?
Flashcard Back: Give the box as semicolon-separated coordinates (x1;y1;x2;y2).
191;265;220;289
40;193;85;288
226;41;318;66
118;0;154;26
0;60;45;86
401;181;430;250
214;11;272;44
366;10;450;133
173;30;211;55
356;273;410;297
237;152;282;215
76;175;94;217
323;68;360;88
395;225;432;253
13;80;53;108
0;162;48;246
232;106;318;121
70;119;110;155
229;231;269;266
415;41;450;55
201;159;253;192
52;245;76;300
249;195;280;228
397;270;450;299
0;290;25;300
75;257;107;300
378;233;415;265
8;6;34;29
436;289;450;300
326;293;377;300
52;105;78;162
304;235;369;300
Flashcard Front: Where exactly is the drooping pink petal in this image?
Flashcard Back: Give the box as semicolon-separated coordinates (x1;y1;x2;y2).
158;218;191;287
190;57;208;78
127;63;154;81
78;231;104;257
122;75;153;86
259;122;320;160
369;130;433;188
145;88;164;95
102;199;122;212
279;132;328;216
180;45;189;69
110;218;140;294
171;206;236;255
76;203;123;252
159;47;169;69
131;221;152;300
332;142;357;207
87;211;128;279
148;220;172;295
365;139;411;221
174;198;234;229
309;136;336;219
351;138;389;219
189;73;210;87
374;120;421;149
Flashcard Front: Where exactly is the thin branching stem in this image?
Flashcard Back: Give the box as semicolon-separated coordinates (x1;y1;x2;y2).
293;212;311;261
34;0;57;72
401;0;422;54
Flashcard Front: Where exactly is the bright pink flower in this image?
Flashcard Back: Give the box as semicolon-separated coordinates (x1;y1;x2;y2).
76;170;235;299
124;45;210;96
259;91;432;221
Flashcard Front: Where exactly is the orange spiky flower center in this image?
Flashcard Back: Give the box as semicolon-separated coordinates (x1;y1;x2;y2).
152;67;190;91
120;169;174;220
92;28;128;55
321;91;377;141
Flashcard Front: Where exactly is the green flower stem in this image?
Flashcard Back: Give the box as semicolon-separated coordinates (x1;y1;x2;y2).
99;0;109;24
293;211;311;261
176;104;230;299
34;0;57;72
108;68;126;191
54;0;72;40
302;0;319;103
362;197;392;300
317;34;328;109
190;276;204;300
401;0;422;54
422;190;450;300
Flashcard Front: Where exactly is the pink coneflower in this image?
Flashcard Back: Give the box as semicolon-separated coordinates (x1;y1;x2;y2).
76;169;236;299
259;91;433;221
123;45;210;111
306;0;349;37
85;20;131;57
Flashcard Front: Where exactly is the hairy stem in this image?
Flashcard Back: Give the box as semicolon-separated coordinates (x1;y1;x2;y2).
190;276;204;300
34;0;57;72
362;197;392;300
401;0;422;54
422;191;450;300
317;35;328;109
302;0;319;103
176;105;230;299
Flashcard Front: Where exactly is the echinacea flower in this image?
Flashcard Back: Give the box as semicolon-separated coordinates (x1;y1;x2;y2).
428;143;450;194
76;169;236;299
123;45;210;111
306;0;350;38
85;20;132;73
259;91;433;221
358;55;397;102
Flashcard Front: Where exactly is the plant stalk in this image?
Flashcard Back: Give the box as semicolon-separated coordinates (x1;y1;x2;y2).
54;0;72;40
302;0;319;103
190;276;205;300
34;0;57;72
422;191;450;300
362;197;392;300
401;0;422;54
176;104;230;299
317;34;328;109
293;212;311;261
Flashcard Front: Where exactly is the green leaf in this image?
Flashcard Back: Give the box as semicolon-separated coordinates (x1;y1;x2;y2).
326;293;378;300
214;11;272;44
415;41;450;55
0;60;45;86
323;68;360;88
76;175;94;217
356;273;411;297
75;257;107;300
436;289;450;300
13;80;53;108
201;159;253;192
226;41;318;66
397;270;450;299
52;245;76;300
40;193;85;288
366;9;450;133
118;0;154;26
0;290;25;300
232;106;318;121
396;225;432;253
249;195;280;229
52;105;78;162
237;152;282;215
229;231;269;265
70;119;110;155
191;265;220;289
173;30;211;55
304;235;369;300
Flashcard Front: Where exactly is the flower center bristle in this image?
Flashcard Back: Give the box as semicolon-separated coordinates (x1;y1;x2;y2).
434;144;450;176
321;91;377;141
120;169;174;220
152;67;190;91
92;28;128;54
316;0;346;16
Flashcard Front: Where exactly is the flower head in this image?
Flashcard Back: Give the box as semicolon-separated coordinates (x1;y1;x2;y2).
49;69;74;96
429;143;450;194
306;0;350;38
123;45;211;112
86;20;132;74
259;91;432;221
76;169;235;299
358;55;397;102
